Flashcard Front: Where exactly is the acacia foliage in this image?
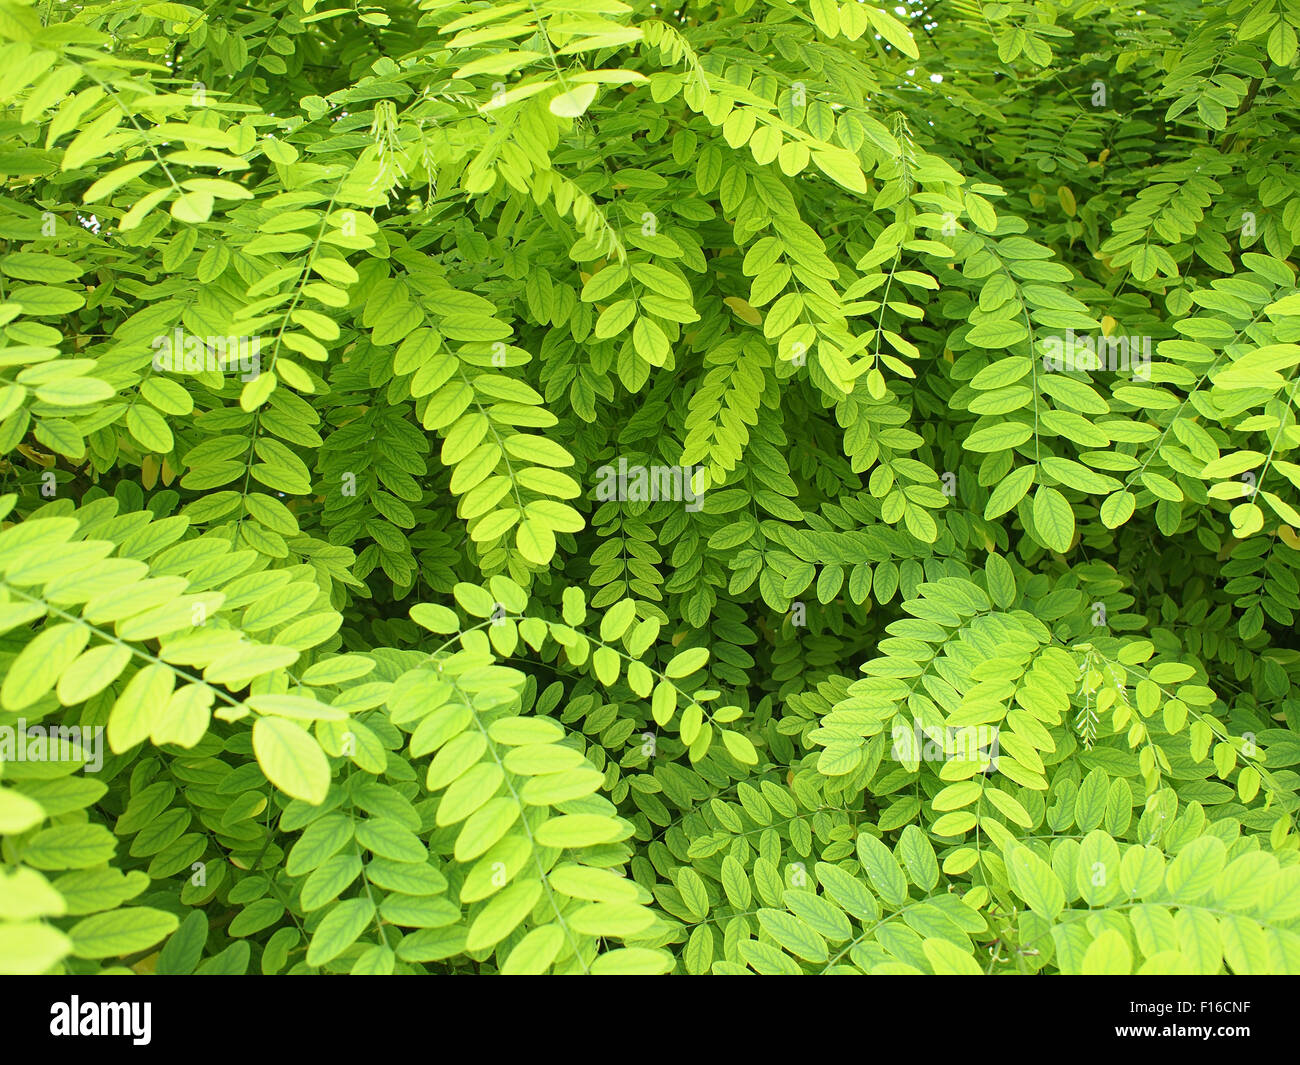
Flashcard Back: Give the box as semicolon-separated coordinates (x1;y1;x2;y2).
1;0;1300;976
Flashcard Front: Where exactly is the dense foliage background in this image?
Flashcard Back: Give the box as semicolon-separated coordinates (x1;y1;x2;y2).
2;0;1299;975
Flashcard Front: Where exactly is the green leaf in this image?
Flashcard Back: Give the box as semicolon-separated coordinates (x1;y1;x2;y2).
665;646;708;678
1032;484;1075;553
721;729;758;764
410;603;460;634
516;518;555;565
811;149;866;193
306;898;375;966
865;5;919;58
966;422;1033;453
984;464;1035;519
466;878;543;951
252;717;330;805
549;84;599;117
501;924;565;974
0;922;72;975
856;832;909;909
69;907;179;959
156;910;208;975
756;908;828;962
1100;490;1136;528
535;814;623;848
923;937;981;974
1006;844;1065;919
1081;929;1132;974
